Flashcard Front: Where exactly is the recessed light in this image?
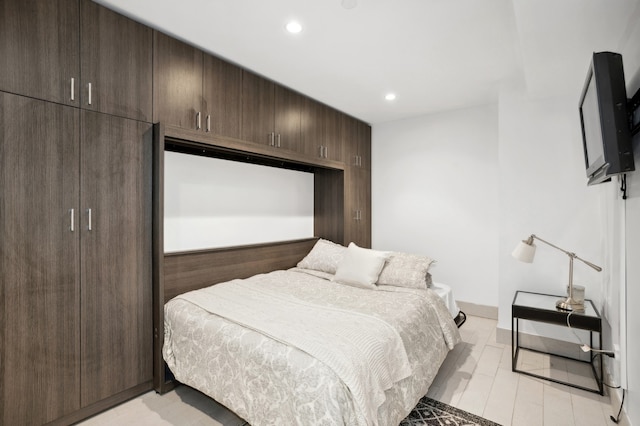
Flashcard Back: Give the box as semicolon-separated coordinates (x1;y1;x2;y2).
385;93;396;101
285;21;302;34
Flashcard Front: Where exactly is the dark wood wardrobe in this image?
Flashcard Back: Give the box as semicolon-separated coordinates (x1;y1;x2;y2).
0;0;153;424
0;0;371;423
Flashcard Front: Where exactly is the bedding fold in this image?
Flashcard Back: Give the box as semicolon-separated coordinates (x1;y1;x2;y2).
175;278;413;426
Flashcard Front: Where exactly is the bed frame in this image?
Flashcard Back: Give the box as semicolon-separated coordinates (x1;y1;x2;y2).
154;237;318;393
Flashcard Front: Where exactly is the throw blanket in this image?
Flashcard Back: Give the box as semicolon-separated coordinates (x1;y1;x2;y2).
176;278;413;426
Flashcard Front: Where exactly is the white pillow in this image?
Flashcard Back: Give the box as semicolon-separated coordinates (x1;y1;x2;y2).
376;252;435;290
296;239;346;274
333;243;390;289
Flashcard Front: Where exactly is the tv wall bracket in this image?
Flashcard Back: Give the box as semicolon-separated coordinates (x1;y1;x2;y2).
629;86;640;136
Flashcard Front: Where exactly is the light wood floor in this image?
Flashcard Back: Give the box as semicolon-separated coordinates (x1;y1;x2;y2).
79;315;614;425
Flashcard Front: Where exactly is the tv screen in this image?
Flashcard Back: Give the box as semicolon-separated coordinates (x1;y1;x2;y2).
579;52;634;185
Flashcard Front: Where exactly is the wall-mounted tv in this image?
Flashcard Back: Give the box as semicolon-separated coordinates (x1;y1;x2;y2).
579;51;634;185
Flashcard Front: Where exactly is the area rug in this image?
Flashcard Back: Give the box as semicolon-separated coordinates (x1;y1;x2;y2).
241;395;501;426
400;396;502;426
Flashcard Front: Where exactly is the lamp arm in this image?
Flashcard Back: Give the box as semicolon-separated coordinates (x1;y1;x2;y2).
529;234;602;272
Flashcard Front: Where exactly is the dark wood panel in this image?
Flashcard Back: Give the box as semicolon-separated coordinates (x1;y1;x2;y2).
0;0;80;106
275;85;302;151
314;169;345;243
241;70;275;145
80;0;153;121
343;166;371;248
203;54;242;138
324;106;343;162
80;111;153;406
153;31;203;129
301;99;344;162
0;92;81;425
163;238;318;303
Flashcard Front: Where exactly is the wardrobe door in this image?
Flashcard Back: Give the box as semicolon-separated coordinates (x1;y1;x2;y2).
0;92;81;425
79;111;153;406
0;0;79;106
80;0;153;121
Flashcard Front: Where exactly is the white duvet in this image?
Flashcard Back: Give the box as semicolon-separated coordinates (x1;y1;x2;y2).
163;268;461;426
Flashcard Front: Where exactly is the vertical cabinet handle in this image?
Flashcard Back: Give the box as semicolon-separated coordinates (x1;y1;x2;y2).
319;146;324;157
324;146;328;158
87;208;92;231
269;132;275;146
88;82;92;105
206;115;211;132
276;134;281;148
196;112;201;130
70;208;75;231
70;78;75;101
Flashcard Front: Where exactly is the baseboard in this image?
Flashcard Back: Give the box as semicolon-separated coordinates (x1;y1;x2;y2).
607;372;631;426
456;300;498;320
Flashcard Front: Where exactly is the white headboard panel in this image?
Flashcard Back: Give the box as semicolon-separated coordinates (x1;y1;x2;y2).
164;151;314;252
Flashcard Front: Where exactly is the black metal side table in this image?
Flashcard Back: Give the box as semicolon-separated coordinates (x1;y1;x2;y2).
512;290;603;395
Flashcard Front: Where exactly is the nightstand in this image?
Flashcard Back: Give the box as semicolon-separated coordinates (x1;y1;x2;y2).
512;290;603;395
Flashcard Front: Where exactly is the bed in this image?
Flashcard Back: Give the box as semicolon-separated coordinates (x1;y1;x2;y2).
161;240;461;426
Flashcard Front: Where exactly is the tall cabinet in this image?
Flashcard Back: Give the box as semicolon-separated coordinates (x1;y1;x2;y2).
0;94;152;426
0;0;153;424
343;117;372;248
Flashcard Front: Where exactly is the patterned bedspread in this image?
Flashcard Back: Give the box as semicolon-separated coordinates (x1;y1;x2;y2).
163;268;461;426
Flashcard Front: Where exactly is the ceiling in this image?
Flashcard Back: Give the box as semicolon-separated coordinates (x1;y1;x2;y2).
94;0;640;125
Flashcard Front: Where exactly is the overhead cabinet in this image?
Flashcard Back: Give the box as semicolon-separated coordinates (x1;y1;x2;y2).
0;0;152;121
241;70;303;151
0;0;79;106
80;0;153;121
153;31;242;138
301;98;344;162
0;92;152;425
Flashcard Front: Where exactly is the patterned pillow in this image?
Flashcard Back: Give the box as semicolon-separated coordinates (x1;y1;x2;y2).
376;252;435;289
296;239;346;274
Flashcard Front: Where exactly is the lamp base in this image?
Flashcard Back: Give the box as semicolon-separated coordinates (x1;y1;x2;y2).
556;297;585;312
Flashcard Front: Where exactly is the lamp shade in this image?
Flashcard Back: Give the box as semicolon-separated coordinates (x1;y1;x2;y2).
512;240;536;263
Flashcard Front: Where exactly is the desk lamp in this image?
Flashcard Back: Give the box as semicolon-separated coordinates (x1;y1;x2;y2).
512;234;602;311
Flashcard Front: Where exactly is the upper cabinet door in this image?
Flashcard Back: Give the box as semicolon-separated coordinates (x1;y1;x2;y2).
80;0;152;122
241;70;275;146
274;85;302;151
324;106;343;162
301;98;344;162
0;0;79;106
202;54;242;139
153;31;204;130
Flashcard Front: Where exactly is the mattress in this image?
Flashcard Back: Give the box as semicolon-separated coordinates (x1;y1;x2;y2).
163;268;461;426
431;282;461;319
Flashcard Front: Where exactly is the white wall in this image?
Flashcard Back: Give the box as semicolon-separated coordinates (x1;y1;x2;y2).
372;41;640;426
372;104;500;307
164;152;314;252
497;85;606;337
619;11;640;422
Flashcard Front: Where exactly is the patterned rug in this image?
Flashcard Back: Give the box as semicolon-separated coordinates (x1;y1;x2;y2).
241;396;501;425
400;396;502;426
